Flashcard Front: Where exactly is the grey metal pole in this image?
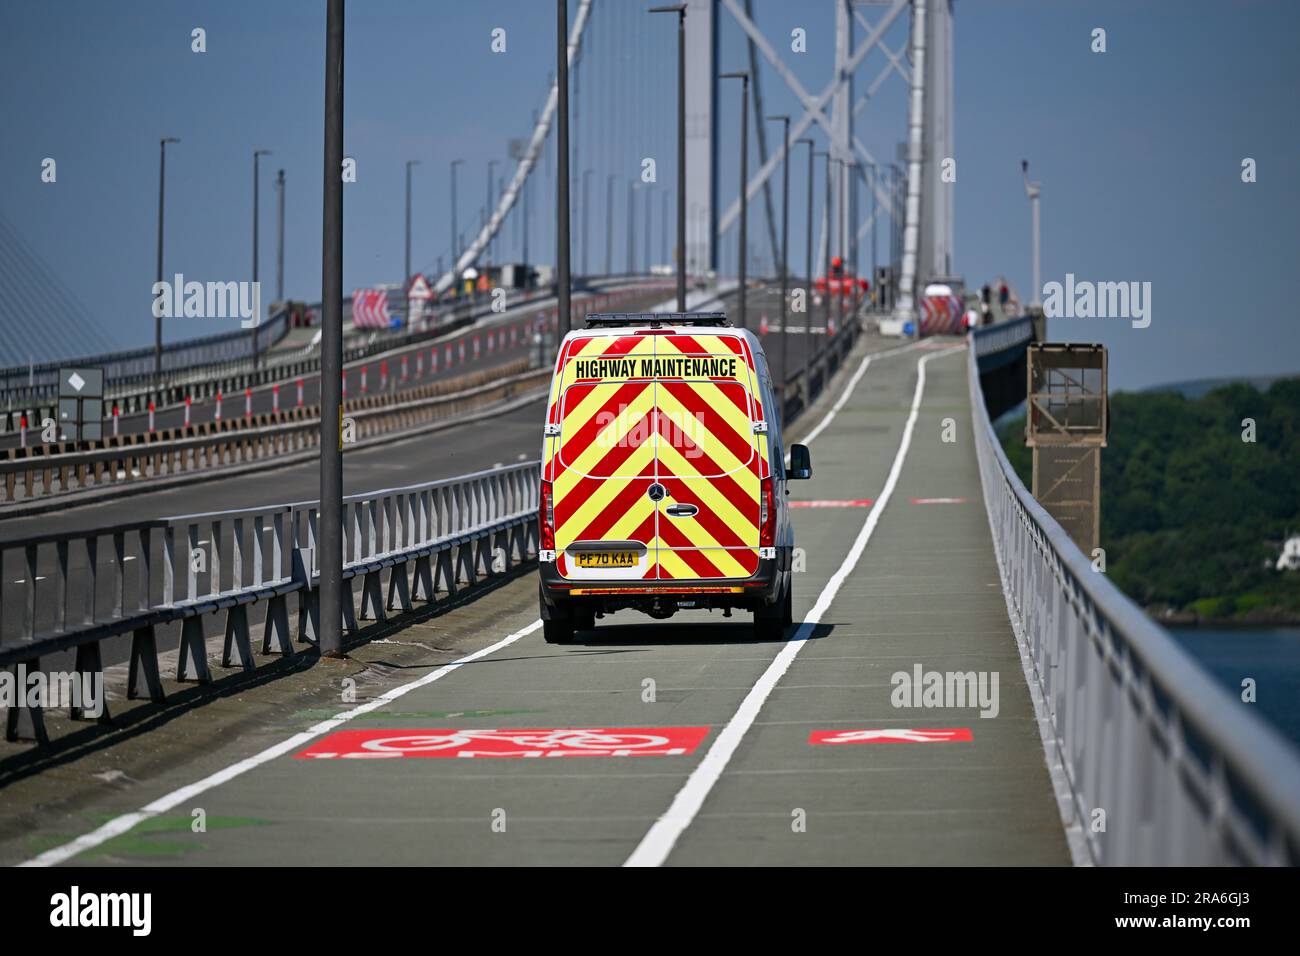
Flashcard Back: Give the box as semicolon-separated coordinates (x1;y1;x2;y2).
319;0;344;658
661;190;669;268
487;159;497;264
275;168;286;303
627;181;637;273
450;158;463;270
650;4;687;309
581;168;591;277
1023;160;1042;307
252;148;271;369
155;136;179;377
605;173;614;276
868;162;877;308
768;114;789;406
798;138;813;389
720;72;748;329
404;159;419;287
556;0;572;334
643;185;651;274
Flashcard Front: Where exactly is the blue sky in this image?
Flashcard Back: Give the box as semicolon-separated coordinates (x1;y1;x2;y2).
1;0;1297;389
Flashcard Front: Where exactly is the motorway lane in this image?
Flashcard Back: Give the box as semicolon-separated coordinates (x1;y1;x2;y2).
13;333;1070;866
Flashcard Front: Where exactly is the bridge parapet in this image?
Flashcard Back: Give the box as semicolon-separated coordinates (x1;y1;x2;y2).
968;346;1300;865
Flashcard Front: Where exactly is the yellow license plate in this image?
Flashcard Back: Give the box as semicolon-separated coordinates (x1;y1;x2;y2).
574;551;638;568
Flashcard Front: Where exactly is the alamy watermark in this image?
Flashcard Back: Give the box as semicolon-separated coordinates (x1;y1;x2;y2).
891;664;1000;719
1042;273;1151;329
152;273;261;329
0;664;104;718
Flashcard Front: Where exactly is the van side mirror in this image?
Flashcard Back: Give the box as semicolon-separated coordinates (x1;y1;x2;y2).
788;443;812;480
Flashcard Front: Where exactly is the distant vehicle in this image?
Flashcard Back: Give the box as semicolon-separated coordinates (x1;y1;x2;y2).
814;256;869;299
536;312;811;643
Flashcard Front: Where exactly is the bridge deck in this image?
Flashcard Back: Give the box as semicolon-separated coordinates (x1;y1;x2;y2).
2;333;1071;866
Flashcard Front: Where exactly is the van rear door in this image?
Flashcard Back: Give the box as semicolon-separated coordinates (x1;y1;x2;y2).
546;333;658;581
650;332;765;581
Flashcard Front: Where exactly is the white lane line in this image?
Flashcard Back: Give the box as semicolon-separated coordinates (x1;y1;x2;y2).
796;339;923;446
20;618;543;867
623;345;964;867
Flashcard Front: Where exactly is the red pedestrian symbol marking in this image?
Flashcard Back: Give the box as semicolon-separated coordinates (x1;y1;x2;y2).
809;728;973;745
296;727;711;759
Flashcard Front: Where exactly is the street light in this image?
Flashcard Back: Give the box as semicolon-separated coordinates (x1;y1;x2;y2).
154;136;180;377
450;158;464;266
605;172;615;276
582;168;592;276
252;148;272;369
797;137;814;389
556;0;572;334
1022;159;1042;308
275;168;286;303
404;159;420;287
650;4;687;310
486;159;498;263
766;114;790;412
719;71;749;329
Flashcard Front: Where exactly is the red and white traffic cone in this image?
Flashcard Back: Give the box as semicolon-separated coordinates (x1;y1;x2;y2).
759;315;770;335
400;355;408;382
184;396;191;428
148;402;156;434
112;407;119;437
416;352;423;379
458;341;465;363
360;366;368;393
244;388;252;420
827;316;836;337
380;360;388;390
472;335;480;359
19;414;26;448
215;392;223;421
272;383;280;413
296;377;304;406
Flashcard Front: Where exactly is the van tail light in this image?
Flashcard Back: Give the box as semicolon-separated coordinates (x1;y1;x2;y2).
759;477;776;547
539;481;556;550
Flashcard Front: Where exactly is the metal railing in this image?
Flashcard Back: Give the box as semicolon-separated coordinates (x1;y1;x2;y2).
1;461;541;744
967;341;1300;865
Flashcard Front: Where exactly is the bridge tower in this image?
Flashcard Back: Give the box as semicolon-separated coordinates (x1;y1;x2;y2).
685;0;719;276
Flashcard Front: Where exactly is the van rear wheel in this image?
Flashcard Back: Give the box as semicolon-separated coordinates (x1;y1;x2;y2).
754;578;789;641
540;586;576;645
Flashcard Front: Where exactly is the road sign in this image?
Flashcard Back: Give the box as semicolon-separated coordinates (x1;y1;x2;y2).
809;728;973;745
295;727;711;759
57;366;104;440
406;273;432;300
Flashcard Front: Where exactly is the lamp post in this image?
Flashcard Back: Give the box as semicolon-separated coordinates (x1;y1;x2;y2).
486;160;498;264
404;159;420;287
450;158;464;266
719;71;748;329
582;168;592;277
252;148;272;369
766;114;790;407
797;137;814;389
605;172;615;276
1022;159;1042;308
319;0;344;658
650;4;687;310
556;0;571;334
275;168;286;303
154;136;179;376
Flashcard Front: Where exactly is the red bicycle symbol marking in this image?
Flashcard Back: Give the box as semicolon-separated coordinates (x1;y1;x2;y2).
296;727;711;759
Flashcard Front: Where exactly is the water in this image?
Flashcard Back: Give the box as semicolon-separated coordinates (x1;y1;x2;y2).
1167;626;1300;752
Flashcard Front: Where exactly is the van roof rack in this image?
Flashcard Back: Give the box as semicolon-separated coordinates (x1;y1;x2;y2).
585;311;730;329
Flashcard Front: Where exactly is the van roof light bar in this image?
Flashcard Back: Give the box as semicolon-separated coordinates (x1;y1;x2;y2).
584;312;731;329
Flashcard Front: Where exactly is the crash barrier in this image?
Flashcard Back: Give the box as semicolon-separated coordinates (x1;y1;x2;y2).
0;461;541;746
777;309;863;423
0;278;672;433
0;361;548;503
967;334;1300;865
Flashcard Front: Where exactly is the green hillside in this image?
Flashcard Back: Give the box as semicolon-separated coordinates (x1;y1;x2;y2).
998;378;1300;622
